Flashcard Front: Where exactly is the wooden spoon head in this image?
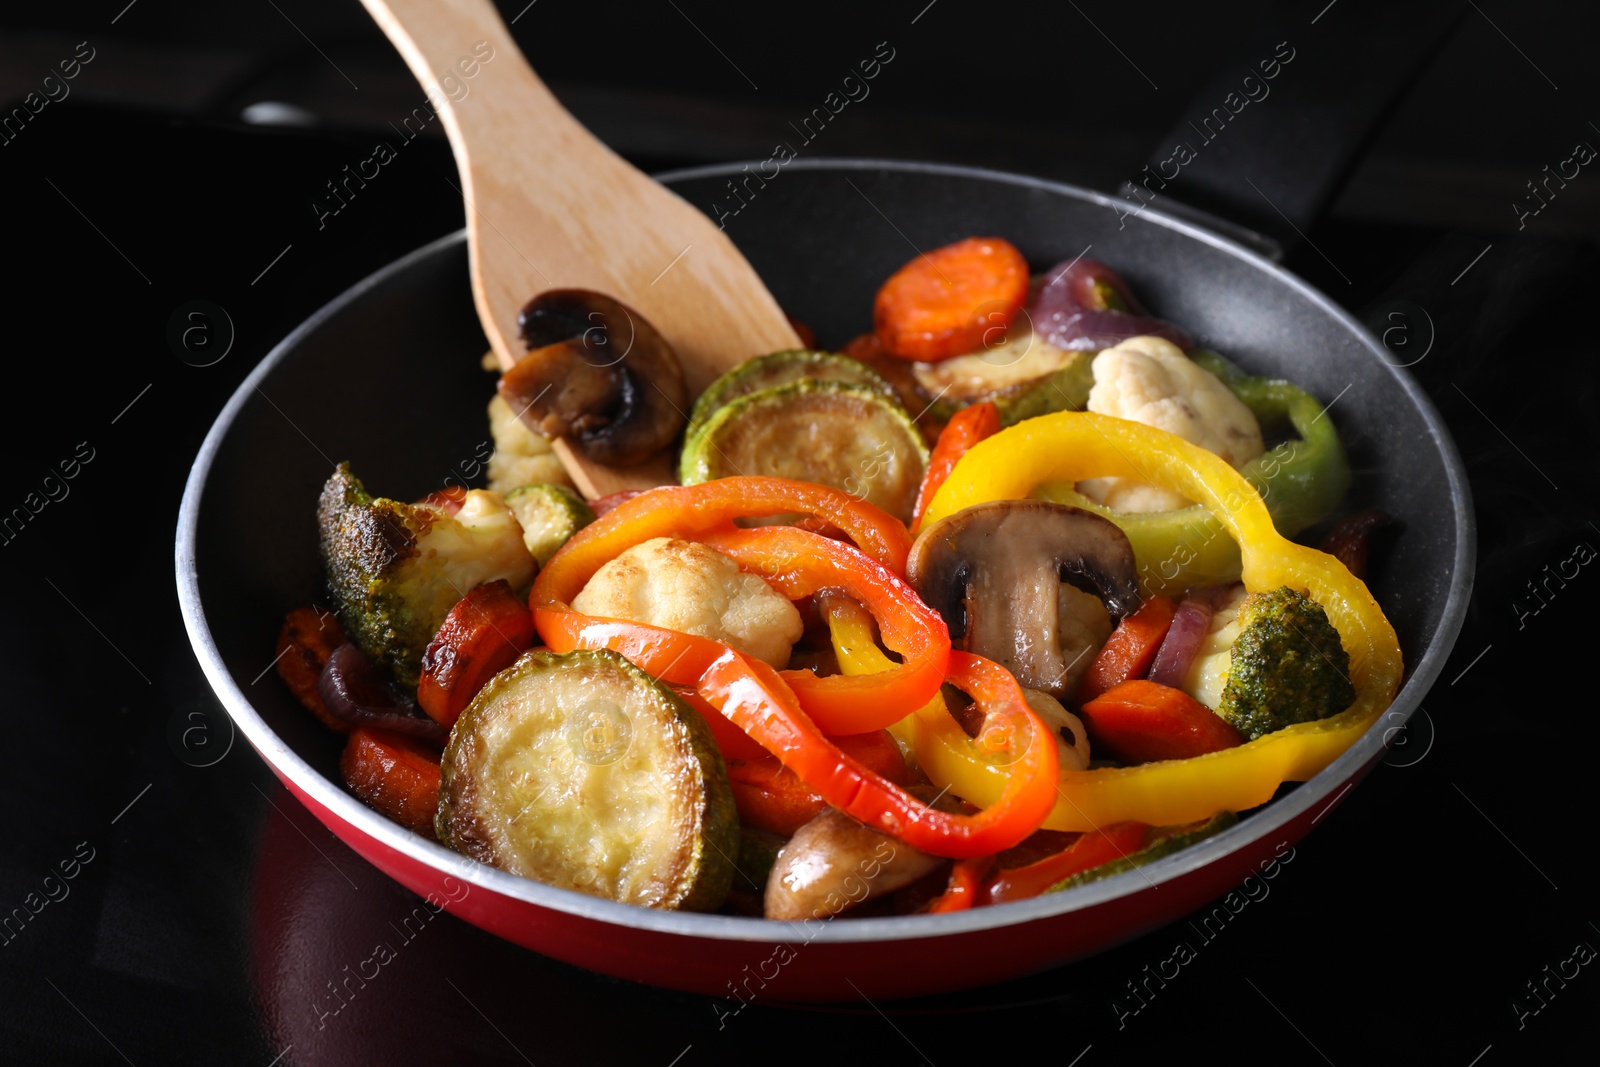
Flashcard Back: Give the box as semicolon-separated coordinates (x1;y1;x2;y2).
470;164;801;496
362;0;799;497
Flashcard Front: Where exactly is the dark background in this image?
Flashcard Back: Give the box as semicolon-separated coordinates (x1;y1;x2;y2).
2;0;1597;1063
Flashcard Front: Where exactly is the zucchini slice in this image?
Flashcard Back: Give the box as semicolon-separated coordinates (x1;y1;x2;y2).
991;353;1095;426
687;349;900;437
680;381;928;523
504;483;595;565
910;329;1081;404
436;648;739;912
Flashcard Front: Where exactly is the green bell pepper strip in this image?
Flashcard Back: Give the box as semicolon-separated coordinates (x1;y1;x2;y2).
1032;350;1350;597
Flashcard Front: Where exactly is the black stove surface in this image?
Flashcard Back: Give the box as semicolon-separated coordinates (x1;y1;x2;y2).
3;1;1599;1062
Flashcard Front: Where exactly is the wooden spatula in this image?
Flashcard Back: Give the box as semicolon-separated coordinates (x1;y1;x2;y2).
360;0;800;498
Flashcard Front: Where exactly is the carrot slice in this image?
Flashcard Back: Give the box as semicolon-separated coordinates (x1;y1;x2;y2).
1078;679;1244;764
725;729;909;836
274;606;349;733
985;821;1148;905
1077;595;1177;704
417;580;537;727
873;237;1030;362
340;727;443;837
911;401;1000;533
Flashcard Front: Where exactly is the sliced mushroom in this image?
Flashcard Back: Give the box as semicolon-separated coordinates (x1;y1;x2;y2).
764;809;944;921
907;500;1139;700
1022;688;1092;771
497;289;687;466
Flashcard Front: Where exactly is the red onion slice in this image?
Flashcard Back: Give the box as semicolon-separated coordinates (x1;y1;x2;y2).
1031;258;1195;352
318;643;449;744
1146;597;1214;688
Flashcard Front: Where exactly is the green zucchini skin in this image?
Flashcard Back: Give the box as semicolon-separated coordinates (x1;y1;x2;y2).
1049;812;1240;893
686;349;901;439
991;353;1096;426
436;648;739;912
680;380;929;524
503;483;595;566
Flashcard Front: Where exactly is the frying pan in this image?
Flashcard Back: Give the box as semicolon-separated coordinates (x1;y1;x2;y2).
175;8;1473;1002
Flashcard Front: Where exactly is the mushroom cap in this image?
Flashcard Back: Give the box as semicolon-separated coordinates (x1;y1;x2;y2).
907;499;1139;698
498;289;688;467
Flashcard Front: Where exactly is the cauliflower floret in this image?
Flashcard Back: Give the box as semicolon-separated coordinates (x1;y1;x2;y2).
486;394;573;493
1077;336;1264;512
318;465;536;687
1181;584;1250;710
572;537;803;669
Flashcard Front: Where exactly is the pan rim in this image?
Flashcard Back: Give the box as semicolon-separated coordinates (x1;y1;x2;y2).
175;157;1475;946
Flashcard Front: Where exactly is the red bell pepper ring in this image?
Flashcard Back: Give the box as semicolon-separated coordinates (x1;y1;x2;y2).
537;605;1058;858
984;821;1149;906
911;400;1000;534
697;526;950;734
925;856;997;914
700;648;1059;858
531;476;913;609
531;475;1058;857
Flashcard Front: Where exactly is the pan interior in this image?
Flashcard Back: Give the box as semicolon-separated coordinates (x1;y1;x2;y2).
188;161;1467;934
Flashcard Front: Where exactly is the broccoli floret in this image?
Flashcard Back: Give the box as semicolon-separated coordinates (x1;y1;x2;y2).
317;463;535;687
1216;586;1356;740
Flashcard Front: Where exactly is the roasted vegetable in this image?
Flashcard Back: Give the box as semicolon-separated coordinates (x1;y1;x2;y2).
486;394;570;494
725;729;909;836
990;354;1096;426
874;236;1030;362
910;400;998;533
499;289;687;466
764;808;945;920
436;648;739;911
340;726;443;837
1031;257;1194;352
907;500;1136;700
679;381;928;525
1051;811;1238;891
908;330;1081;406
1076;336;1265;513
504;483;594;565
1078;679;1244;763
912;409;1401;830
986;822;1148;905
1078;595;1176;704
1318;508;1395;580
687;349;899;438
416;580;537;728
535;484;1061;858
1212;586;1357;740
570;536;803;670
317;463;536;688
318;643;449;744
1032;351;1352;596
274;605;349;732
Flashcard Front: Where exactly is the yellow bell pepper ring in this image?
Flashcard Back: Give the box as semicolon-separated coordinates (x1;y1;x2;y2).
890;411;1404;831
